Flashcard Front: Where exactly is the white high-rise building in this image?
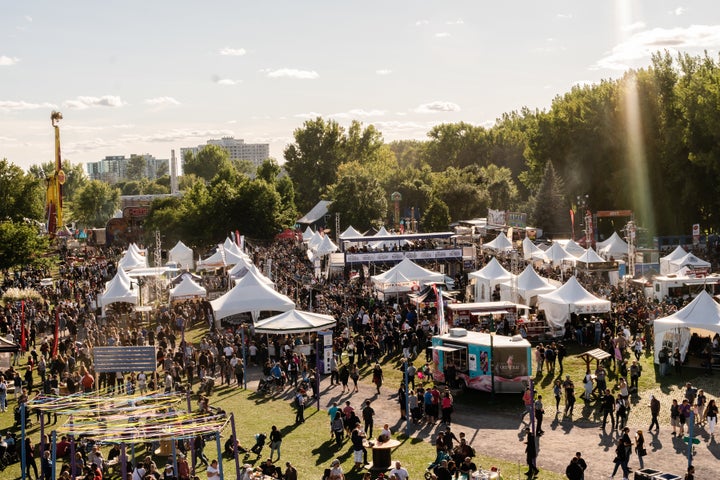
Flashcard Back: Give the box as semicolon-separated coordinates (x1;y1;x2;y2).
180;137;270;170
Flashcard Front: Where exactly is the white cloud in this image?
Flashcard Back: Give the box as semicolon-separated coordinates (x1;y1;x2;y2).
144;96;180;106
331;109;387;119
594;24;720;70
294;111;323;119
434;32;451;38
413;101;461;113
219;47;247;56
265;68;319;79
64;95;126;109
376;69;392;75
0;100;57;111
0;56;20;66
415;20;429;26
622;21;647;32
674;7;686;16
446;19;464;25
218;78;239;85
557;13;573;19
64;128;236;154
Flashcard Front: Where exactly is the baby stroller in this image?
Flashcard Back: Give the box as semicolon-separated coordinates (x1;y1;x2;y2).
257;376;278;395
250;433;266;456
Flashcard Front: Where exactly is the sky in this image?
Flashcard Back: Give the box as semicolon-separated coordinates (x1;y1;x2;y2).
1;1;719;173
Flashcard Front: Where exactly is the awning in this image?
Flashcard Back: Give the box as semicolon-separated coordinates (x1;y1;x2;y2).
471;311;514;316
432;345;463;352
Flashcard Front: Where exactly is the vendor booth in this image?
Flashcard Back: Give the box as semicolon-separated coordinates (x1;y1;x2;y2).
536;276;611;335
371;258;445;299
432;328;531;393
468;257;513;302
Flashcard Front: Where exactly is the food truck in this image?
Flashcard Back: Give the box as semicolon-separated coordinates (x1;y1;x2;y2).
445;302;529;330
432;328;532;393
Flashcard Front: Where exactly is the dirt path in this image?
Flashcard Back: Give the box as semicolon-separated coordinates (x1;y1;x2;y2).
244;366;717;480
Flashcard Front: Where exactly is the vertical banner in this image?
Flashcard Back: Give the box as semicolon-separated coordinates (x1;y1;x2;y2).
569;209;575;240
433;285;446;334
585;210;594;248
318;331;334;374
20;301;26;351
692;224;700;246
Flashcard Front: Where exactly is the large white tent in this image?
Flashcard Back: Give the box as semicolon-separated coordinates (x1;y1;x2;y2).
339;226;364;240
469;257;514;302
653;290;720;363
533;242;575;267
597;232;628;259
557;239;586;258
371;258;445;294
574;247;607;267
482;231;513;252
302;226;314;242
168;241;194;270
669;252;711;272
254;310;337;334
210;271;295;322
228;259;274;285
499;264;556;305
169;274;207;300
100;268;138;313
536;276;611;333
314;235;339;256
118;248;148;271
522;237;544;261
660;246;688;274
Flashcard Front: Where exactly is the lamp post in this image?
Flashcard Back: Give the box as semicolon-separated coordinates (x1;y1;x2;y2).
576;194;592;248
490;331;495;398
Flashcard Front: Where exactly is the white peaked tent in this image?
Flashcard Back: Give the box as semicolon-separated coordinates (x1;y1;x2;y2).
118;248;148;271
669;252;711;272
307;232;323;251
597;232;629;259
522;237;544;261
210;271;295;322
370;226;411;250
653;290;720;363
534;242;575;267
469;257;514;302
169;274;207;300
128;243;146;256
660;246;688;274
482;232;513;252
302;226;314;242
315;235;339;256
499;264;556;305
371;258;445;294
100;269;138;312
254;310;337;334
558;239;586;258
168;241;194;270
536;276;611;332
228;259;274;285
339;226;364;239
575;247;607;266
223;237;246;257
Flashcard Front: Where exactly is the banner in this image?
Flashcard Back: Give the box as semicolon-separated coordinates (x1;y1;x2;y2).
488;209;506;226
433;285;446;334
345;248;463;264
20;301;26;351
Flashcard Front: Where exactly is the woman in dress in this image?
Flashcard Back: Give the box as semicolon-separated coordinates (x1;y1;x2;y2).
635;430;646;469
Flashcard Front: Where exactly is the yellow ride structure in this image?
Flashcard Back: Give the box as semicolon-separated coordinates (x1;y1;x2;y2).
46;111;65;236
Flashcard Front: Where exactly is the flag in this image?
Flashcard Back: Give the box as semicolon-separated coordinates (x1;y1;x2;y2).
433;284;446;334
569;209;575;240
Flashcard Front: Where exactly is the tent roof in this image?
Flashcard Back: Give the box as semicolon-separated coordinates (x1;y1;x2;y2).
502;264;556;297
575;247;606;264
0;336;19;353
339;226;364;239
210;271;295;320
597;232;628;257
229;261;274;285
482;232;513;252
169;240;192;256
170;271;202;286
118;248;148;271
315;235;339;256
660;245;688;262
371;258;445;286
169;275;207;300
302;226;314;241
557;239;586;257
297;200;332;225
254;310;337;334
669;252;711;268
469;257;513;281
534;242;575;265
654;290;720;333
101;269;138;307
537;276;610;309
522;237;543;261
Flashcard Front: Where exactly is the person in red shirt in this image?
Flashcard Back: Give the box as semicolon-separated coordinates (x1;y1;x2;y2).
82;371;95;393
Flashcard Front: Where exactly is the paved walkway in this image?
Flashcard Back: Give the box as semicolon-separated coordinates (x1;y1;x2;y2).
243;366;718;480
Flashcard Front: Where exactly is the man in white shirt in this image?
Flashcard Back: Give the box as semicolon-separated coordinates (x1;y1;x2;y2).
390;461;410;480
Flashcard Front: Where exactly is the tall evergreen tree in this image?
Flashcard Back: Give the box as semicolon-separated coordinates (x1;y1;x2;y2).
530;161;569;238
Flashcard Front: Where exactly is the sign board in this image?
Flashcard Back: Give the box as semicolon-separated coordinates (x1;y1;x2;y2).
93;346;156;373
596;210;633;218
344;248;462;264
692;223;700;245
506;212;527;228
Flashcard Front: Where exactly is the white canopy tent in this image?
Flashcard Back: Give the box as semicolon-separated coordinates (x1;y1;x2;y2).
314;235;339;256
482;231;513;252
169;274;207;300
371;258;445;295
228;259;274;285
118;248;148;271
653;290;720;364
100;268;138;314
660;246;688;275
339;226;364;240
533;242;575;267
210;271;295;323
557;239;586;258
499;264;556;305
574;247;607;266
522;237;544;261
307;232;323;251
536;276;611;333
370;226;411;250
597;232;628;259
669;252;711;272
302;226;314;242
468;257;514;302
168;241;194;270
254;310;337;334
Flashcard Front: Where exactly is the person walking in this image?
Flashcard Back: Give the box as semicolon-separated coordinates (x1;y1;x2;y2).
534;395;545;436
350;364;360;393
523;428;539;478
565;456;583;480
649;394;661;431
372;363;383;394
269;425;282;462
553;380;562;413
294;390;305;424
362;401;375;438
616;394;629;431
635;430;647;469
574;452;587;480
705;399;718;437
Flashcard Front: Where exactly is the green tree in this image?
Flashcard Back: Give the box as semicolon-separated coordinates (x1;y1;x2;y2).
424;122;489;171
0;220;49;270
182;145;232;182
155;161;169;178
530;161;569;237
72;180;121;227
388;140;427;170
235;179;284;238
328;163;388;231
433;166;489;221
0;159;44;221
143;196;185;247
482;164;519;211
256;159;282;183
126;155;147;181
421;197;451;232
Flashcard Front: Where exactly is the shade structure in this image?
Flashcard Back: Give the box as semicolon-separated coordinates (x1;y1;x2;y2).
597;232;628;259
118;248;148;271
302;226;314;241
536;276;611;332
522;237;544;261
254;309;337;334
499;264;556;305
168;240;194;270
169;274;207;300
669;252;711;272
228;259;273;285
371;258;445;294
574;247;607;265
482;231;513;252
339;226;364;239
558;239;586;258
314;235;339;256
653;290;720;363
210;271;295;321
100;268;138;310
533;242;575;266
659;245;688;274
469;257;514;302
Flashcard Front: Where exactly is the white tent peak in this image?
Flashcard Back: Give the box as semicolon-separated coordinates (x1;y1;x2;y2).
597;232;628;258
210;271;294;321
483;231;513;252
339;226;364;239
469;257;513;281
576;247;606;264
254;310;337;334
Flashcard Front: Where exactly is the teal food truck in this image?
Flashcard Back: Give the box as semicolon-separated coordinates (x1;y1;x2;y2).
432;328;532;393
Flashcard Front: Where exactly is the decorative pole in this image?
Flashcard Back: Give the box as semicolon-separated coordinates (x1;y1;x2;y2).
21;404;26;480
214;432;225;480
230;414;241;479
